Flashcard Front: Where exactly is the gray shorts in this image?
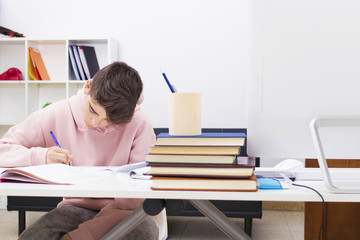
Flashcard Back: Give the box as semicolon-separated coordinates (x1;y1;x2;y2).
18;205;159;240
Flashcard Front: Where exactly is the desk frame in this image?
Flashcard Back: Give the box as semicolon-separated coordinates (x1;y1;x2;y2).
102;199;251;240
2;172;360;240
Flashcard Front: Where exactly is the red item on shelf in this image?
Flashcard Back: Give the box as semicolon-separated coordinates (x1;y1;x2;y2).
0;68;24;80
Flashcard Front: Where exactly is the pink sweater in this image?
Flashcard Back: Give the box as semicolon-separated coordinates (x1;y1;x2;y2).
0;89;155;168
0;89;156;239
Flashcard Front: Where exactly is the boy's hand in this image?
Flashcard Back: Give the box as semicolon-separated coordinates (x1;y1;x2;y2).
46;147;74;165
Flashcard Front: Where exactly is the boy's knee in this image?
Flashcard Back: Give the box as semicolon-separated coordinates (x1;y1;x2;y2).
18;206;97;240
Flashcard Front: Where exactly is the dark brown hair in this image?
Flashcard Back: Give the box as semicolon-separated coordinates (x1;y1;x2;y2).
89;61;143;125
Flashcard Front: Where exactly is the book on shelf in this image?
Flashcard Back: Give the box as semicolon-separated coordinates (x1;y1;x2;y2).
146;155;255;167
28;47;50;80
68;46;81;80
149;146;241;155
151;174;257;192
71;45;86;80
28;50;41;80
77;45;100;79
155;132;246;147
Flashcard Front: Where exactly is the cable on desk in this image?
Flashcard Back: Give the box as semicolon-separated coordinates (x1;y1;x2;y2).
292;183;326;240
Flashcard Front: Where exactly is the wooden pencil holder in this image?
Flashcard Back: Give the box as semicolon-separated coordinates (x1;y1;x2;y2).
169;93;201;136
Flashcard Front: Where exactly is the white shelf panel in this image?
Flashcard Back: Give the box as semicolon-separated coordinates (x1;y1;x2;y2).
27;81;66;84
68;80;87;84
0;81;25;84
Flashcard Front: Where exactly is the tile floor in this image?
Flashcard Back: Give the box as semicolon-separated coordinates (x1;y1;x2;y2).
0;209;304;240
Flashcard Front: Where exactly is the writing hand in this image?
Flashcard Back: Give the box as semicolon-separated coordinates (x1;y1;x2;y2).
46;147;73;165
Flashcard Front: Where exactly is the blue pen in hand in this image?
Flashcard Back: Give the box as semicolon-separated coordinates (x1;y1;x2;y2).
50;131;61;148
50;131;70;165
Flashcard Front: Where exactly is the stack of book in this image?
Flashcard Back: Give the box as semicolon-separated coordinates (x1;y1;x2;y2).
68;45;100;80
147;132;258;192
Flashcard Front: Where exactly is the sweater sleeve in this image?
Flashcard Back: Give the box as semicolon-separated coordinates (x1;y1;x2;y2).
0;111;48;167
128;111;156;165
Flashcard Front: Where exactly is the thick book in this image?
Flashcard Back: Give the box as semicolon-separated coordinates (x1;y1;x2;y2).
28;47;50;80
147;156;255;167
149;146;241;155
68;46;81;80
155;132;246;147
77;45;100;79
151;174;257;192
147;165;254;179
146;154;237;165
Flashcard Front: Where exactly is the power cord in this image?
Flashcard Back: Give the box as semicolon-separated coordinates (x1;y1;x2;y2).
292;183;326;240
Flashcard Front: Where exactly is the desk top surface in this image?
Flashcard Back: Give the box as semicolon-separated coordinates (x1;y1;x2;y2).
1;171;360;202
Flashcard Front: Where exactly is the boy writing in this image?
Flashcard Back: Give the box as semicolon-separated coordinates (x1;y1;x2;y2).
0;62;158;239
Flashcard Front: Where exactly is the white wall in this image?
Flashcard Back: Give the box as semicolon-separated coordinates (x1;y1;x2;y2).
0;0;249;129
248;0;360;161
8;0;357;168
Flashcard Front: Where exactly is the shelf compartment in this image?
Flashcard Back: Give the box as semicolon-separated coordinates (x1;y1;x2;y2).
27;40;67;82
0;82;26;124
0;39;26;80
68;38;116;76
27;83;66;115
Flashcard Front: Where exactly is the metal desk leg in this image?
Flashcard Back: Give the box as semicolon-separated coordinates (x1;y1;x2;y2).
19;211;26;235
188;200;251;240
101;199;165;240
244;217;252;237
100;205;148;240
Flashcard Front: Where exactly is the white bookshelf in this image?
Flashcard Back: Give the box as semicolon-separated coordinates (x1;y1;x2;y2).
0;38;117;136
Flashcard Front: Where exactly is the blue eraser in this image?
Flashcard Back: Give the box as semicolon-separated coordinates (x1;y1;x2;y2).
257;177;283;189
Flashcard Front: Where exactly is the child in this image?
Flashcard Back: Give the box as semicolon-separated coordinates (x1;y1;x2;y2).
0;62;158;239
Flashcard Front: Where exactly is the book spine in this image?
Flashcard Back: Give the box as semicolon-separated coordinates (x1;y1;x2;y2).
29;48;41;80
78;46;91;79
68;46;81;80
72;45;86;80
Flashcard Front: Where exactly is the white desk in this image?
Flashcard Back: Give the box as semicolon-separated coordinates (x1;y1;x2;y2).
2;171;360;239
1;172;360;202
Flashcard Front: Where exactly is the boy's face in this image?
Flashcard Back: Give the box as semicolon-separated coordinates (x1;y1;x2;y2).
83;94;110;129
83;80;110;129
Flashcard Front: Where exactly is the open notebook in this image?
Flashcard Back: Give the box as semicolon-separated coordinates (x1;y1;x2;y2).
310;117;360;193
0;162;147;185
